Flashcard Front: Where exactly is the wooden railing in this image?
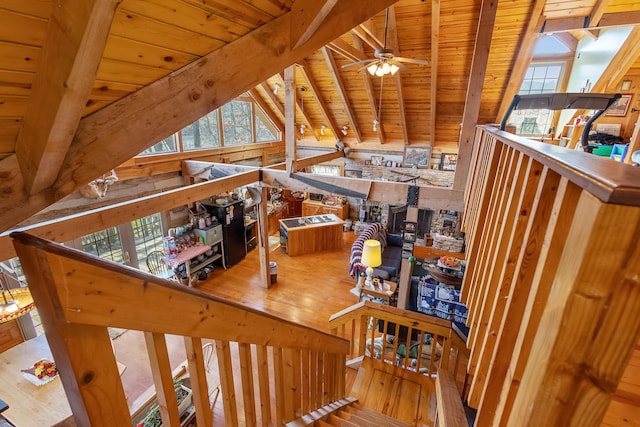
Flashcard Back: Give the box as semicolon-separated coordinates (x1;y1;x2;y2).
11;232;350;427
461;125;640;426
328;301;469;392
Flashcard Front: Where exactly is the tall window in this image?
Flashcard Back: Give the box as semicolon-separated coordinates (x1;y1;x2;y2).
512;63;564;137
136;97;279;157
81;227;124;264
132;213;165;273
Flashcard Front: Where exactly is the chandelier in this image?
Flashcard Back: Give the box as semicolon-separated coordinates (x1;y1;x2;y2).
0;268;35;324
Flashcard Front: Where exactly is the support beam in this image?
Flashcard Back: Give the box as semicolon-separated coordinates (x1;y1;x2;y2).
327;39;368;63
496;0;546;122
387;6;408;143
431;0;440;144
542;11;640;33
298;61;340;138
589;0;610;27
352;35;385;143
454;0;498;191
284;66;297;175
0;0;397;232
15;0;120;195
322;47;363;143
290;0;339;49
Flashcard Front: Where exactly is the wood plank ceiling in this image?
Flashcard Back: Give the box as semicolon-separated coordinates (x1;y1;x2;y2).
1;0;640;232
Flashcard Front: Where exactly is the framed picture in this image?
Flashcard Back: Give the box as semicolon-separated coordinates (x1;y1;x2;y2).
364;159;371;165
440;153;458;171
403;146;432;168
385;160;393;167
605;94;632;117
371;155;384;166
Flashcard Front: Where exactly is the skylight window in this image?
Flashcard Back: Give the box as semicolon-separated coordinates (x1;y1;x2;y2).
533;35;571;56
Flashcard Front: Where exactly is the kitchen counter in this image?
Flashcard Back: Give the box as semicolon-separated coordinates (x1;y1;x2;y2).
279;214;344;256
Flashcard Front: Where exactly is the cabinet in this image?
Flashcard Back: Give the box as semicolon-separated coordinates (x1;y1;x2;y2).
301;199;349;219
193;224;225;269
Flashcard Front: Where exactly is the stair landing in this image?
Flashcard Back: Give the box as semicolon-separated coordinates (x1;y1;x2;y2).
349;357;436;426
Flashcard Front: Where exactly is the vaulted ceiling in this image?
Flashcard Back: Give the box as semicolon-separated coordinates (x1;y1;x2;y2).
2;0;640;233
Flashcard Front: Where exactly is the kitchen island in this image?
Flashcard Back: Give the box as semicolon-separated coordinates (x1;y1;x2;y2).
279;214;345;256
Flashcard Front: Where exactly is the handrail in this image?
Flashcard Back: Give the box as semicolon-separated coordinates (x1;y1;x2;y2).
481;125;640;205
11;231;350;426
435;369;468;427
461;125;640;426
329;301;469;389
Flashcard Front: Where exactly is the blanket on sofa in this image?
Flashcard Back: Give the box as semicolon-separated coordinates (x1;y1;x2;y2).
348;222;387;278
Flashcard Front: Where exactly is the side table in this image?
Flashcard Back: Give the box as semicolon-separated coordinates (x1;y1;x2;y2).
359;280;398;306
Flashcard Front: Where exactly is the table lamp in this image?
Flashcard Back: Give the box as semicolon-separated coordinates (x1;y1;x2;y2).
361;240;382;288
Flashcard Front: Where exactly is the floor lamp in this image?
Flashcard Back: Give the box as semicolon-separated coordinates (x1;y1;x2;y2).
361;240;382;288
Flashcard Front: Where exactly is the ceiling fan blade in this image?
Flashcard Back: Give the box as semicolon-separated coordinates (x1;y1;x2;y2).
341;58;376;69
357;62;379;73
394;56;428;65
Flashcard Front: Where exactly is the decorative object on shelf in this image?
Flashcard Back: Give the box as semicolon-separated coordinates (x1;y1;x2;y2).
605;94;632;117
361;240;382;288
403;146;432;168
0;269;34;324
440;153;458;171
370;155;384;166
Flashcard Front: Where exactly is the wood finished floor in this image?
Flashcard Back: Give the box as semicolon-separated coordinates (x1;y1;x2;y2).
111;231;640;426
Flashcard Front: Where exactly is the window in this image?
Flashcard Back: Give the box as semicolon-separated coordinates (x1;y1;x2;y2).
132;213;165;273
183;110;221;151
138;134;177;156
513;63;564;137
221;101;253;146
81;227;125;264
135;97;279;156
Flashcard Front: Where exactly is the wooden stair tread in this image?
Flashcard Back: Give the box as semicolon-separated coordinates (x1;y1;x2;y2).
327;413;359;426
348;403;411;427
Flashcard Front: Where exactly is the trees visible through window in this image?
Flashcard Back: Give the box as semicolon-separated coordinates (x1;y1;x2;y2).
136;97;279;156
512;63;564;137
81;227;124;264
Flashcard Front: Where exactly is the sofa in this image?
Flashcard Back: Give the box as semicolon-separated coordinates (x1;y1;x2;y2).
349;223;403;281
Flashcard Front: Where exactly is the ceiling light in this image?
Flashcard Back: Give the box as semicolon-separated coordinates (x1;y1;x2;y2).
373;120;379;132
300;124;306;135
367;63;378;75
320;125;326;136
0;269;34;324
341;125;348;136
367;62;399;77
273;83;280;95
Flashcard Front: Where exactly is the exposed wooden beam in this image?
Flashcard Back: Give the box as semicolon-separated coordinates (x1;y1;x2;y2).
431;0;440;145
15;0;120;195
290;0;339;50
550;33;578;53
351;26;382;51
0;0;397;232
589;0;610;27
542;11;640;33
327;39;367;63
0;170;261;262
284;66;296;174
453;0;498;193
260;82;285;119
357;21;384;48
248;89;284;133
275;73;320;141
386;6;408;143
298;61;340;139
352;35;385;143
321;47;363;143
496;0;547;122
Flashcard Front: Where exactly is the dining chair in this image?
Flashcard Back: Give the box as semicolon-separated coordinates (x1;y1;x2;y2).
202;343;221;412
146;250;175;280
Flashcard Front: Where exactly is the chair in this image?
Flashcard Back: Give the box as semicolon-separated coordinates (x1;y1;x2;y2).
610;144;629;162
202;343;221;411
146;250;175;280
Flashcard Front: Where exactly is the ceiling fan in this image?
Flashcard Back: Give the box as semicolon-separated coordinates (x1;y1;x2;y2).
342;8;428;76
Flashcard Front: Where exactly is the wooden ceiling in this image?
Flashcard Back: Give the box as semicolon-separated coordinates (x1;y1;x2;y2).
2;0;640;232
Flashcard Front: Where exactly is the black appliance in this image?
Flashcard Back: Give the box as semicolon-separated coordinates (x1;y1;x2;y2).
203;200;246;266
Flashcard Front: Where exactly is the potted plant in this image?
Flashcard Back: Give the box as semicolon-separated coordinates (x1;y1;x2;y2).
134;380;192;427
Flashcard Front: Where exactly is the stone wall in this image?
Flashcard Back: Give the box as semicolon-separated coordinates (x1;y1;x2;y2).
361;165;454;187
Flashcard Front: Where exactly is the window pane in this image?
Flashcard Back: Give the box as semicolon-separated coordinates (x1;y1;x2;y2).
183;111;220;151
138;135;177;156
221;101;252;146
132;213;165;273
256;114;278;142
80;227;125;264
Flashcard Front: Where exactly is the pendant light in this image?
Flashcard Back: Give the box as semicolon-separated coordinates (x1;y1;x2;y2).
0;268;34;324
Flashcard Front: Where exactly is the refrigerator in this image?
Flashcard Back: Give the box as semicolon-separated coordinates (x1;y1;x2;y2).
203;199;246;266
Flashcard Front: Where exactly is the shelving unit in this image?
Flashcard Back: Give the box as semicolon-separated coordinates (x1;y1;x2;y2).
194;224;226;269
559;124;584;149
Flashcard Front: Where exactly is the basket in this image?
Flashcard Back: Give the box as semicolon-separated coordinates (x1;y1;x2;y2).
426;265;463;288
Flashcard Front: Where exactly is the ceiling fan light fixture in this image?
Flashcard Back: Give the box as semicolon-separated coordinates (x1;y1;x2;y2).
390;64;400;75
381;62;391;74
367;63;379;75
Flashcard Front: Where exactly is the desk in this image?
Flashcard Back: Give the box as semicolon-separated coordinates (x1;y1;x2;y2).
359;280;398;306
161;244;211;285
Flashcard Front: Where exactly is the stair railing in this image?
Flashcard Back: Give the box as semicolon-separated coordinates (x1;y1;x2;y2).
11;231;350;427
460;125;640;426
329;301;469;389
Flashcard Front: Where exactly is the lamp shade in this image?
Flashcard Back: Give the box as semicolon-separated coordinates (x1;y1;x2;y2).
0;287;35;324
361;240;382;268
